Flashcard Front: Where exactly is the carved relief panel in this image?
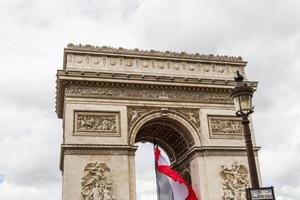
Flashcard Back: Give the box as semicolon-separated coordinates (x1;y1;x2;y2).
74;111;120;137
65;85;232;104
81;162;115;200
127;106;200;133
220;162;250;200
175;109;201;129
208;116;243;139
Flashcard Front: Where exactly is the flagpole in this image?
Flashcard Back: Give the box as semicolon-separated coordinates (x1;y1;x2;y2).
153;139;160;200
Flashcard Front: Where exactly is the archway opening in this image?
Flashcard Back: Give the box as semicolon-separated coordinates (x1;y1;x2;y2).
134;117;194;163
134;117;195;199
135;142;169;200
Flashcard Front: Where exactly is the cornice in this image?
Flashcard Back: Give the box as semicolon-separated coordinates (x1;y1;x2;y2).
55;71;258;118
57;70;258;88
172;146;261;167
65;43;247;65
60;144;137;171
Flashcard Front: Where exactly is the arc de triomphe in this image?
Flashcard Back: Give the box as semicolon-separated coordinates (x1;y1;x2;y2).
55;44;260;200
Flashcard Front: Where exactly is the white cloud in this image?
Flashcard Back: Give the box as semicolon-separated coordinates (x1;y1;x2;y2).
0;180;61;200
0;0;299;199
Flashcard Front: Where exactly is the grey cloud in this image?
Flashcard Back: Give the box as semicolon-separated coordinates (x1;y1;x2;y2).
0;0;299;199
0;175;4;184
0;114;61;186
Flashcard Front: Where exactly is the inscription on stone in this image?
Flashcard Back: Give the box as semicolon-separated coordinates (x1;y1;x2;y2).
74;111;120;136
208;116;243;138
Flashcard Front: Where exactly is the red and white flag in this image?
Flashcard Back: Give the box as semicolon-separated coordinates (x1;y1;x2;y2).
154;146;198;200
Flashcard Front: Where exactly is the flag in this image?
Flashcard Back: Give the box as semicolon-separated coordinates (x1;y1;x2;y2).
154;146;198;200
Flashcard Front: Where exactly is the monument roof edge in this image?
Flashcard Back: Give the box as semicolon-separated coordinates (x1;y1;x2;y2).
64;43;247;65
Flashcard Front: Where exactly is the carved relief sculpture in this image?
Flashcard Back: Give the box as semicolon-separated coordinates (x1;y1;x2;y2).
128;108;148;125
176;109;200;128
75;112;120;136
81;162;114;200
220;162;250;200
65;86;232;104
208;116;243;138
127;107;201;131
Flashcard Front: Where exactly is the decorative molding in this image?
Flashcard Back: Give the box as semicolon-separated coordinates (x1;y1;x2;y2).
66;43;245;63
65;85;232;104
220;162;250;200
57;69;258;87
81;162;115;200
170;146;260;169
208;115;243;139
127;106;199;162
59;145;138;170
74;111;120;137
55;70;258;118
127;106;200;133
65;53;245;77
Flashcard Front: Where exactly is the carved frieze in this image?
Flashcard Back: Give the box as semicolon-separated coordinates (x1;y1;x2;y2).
208;116;243;138
74;111;120;137
65;86;232;104
66;53;244;79
81;162;115;200
220;162;250;200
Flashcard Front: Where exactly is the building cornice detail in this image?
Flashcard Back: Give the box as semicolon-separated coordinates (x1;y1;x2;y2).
55;71;257;118
60;144;137;171
64;48;247;80
57;70;258;87
172;146;261;168
66;43;246;63
56;78;235;118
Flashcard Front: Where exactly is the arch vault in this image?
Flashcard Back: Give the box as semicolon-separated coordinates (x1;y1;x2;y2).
56;44;261;200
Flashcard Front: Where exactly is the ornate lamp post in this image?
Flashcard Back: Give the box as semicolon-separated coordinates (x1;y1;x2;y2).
231;71;259;189
231;71;276;200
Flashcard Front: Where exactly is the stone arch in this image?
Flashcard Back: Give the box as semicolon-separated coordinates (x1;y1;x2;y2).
129;109;201;163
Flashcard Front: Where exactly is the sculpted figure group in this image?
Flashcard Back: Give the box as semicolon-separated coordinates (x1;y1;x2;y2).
220;162;249;200
81;162;114;200
77;115;117;132
211;119;243;135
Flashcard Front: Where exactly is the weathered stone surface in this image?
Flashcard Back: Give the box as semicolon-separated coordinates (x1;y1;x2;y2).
56;45;260;200
81;162;114;200
208;115;244;138
220;162;250;200
74;111;120;136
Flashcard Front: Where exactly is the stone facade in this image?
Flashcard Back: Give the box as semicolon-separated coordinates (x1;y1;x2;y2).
56;44;260;200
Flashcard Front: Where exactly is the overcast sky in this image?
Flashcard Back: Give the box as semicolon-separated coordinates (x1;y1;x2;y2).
0;0;299;200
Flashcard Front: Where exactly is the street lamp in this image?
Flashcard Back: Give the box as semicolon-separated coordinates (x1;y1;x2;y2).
231;71;276;200
231;71;259;189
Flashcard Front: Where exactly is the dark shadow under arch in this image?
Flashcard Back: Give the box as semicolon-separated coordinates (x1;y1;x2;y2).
182;171;192;185
134;117;194;163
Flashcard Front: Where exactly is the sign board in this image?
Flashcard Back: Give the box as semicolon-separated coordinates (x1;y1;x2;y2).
246;187;275;200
